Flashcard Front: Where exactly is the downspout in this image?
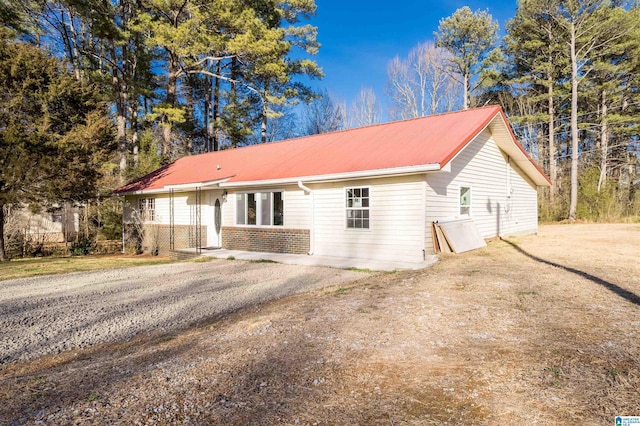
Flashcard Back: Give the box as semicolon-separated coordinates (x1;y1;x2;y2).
505;156;512;214
297;181;314;255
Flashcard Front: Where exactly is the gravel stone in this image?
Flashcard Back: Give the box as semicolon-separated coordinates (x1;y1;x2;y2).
0;259;366;364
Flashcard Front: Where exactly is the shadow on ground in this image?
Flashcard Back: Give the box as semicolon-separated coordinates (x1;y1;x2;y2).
503;238;640;307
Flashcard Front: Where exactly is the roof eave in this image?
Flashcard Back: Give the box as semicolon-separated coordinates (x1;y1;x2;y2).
115;188;171;196
116;177;232;195
163;177;231;191
491;111;552;187
219;163;442;188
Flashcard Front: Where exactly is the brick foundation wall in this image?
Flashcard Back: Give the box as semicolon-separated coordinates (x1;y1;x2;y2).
125;224;206;255
221;227;310;254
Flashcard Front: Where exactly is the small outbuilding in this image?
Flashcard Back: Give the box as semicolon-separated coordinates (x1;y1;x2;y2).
115;105;550;263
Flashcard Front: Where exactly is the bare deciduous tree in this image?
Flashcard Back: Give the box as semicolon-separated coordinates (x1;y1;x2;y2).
302;89;345;135
386;41;462;120
348;87;381;128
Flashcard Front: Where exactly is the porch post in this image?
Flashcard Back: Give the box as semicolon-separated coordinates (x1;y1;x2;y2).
195;187;202;254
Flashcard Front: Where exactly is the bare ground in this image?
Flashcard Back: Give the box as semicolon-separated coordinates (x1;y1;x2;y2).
1;223;639;425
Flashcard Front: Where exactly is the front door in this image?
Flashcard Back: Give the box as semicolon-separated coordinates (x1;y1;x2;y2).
213;198;222;247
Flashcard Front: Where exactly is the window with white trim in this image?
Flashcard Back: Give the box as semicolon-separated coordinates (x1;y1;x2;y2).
346;187;369;229
236;191;284;226
138;198;155;221
459;187;471;216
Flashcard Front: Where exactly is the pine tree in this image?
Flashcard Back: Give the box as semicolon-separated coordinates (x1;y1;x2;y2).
555;0;632;220
505;0;568;205
434;6;500;109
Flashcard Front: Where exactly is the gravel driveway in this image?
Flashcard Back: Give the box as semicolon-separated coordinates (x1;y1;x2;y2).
0;259;366;364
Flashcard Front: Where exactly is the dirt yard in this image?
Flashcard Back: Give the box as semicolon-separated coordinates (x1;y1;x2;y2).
1;223;639;425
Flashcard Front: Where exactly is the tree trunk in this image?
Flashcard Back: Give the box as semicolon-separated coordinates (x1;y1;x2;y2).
184;80;194;154
0;204;6;261
261;83;268;143
463;72;469;110
261;104;268;143
598;90;608;192
60;10;81;81
68;12;83;81
204;73;211;152
117;110;127;183
212;61;221;152
569;21;579;221
548;68;556;203
163;51;179;158
110;42;128;184
130;99;139;167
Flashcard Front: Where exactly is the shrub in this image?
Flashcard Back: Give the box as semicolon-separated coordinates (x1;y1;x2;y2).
70;238;95;256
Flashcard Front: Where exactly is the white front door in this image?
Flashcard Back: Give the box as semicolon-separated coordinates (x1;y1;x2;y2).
213;198;222;247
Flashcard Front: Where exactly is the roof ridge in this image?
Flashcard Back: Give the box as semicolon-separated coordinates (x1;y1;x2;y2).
276;104;502;143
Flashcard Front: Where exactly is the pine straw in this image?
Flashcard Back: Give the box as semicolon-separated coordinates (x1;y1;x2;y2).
1;223;639;425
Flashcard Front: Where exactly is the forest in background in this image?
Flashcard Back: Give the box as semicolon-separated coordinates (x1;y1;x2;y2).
0;0;639;260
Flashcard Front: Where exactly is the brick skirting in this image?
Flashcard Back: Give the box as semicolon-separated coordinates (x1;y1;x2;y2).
125;224;207;255
221;227;310;254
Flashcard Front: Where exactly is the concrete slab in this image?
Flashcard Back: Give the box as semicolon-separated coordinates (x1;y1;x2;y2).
183;248;438;272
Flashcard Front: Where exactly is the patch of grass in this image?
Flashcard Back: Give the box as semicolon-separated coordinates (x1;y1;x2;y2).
608;369;622;378
0;255;173;281
157;334;178;343
333;287;350;296
227;255;236;260
545;366;563;380
249;259;278;264
517;290;538;296
87;393;99;402
344;266;374;273
192;256;214;263
32;376;46;384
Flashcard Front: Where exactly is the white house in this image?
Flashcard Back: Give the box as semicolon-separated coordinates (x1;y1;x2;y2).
115;105;550;263
8;204;80;243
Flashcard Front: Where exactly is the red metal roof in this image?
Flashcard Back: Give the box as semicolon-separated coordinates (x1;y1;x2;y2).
115;105;550;193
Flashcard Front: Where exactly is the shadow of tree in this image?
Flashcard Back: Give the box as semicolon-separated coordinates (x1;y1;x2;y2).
503;238;640;307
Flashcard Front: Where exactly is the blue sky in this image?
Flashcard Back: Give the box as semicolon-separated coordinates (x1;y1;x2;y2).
303;0;519;110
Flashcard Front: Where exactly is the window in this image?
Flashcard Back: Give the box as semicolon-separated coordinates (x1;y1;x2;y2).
51;212;63;223
346;187;369;229
138;198;155;221
236;191;283;226
247;193;257;225
460;187;471;216
236;193;246;224
273;192;284;226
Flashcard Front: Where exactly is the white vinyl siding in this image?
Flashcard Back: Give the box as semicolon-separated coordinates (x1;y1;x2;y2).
424;129;539;251
508;162;539;233
313;176;425;263
127;191;227;227
282;188;310;228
